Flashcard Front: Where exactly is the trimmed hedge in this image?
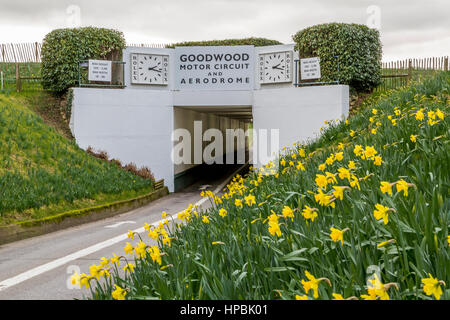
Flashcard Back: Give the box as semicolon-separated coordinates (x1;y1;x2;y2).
166;37;282;48
41;27;126;93
293;23;382;91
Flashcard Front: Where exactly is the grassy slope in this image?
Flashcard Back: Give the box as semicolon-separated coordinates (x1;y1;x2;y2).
83;73;449;300
0;91;153;225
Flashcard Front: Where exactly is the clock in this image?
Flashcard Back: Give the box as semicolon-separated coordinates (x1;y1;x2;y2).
259;51;293;84
131;53;169;85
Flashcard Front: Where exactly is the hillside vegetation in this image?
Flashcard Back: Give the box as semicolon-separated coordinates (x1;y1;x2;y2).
0;92;153;225
77;73;449;300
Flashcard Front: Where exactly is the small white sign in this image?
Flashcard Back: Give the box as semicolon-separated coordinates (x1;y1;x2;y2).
88;60;112;82
300;57;321;80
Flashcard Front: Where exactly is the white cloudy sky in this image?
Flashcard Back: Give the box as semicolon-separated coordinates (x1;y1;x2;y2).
0;0;448;61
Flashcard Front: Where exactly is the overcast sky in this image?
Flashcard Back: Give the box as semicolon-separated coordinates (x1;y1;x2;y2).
0;0;448;61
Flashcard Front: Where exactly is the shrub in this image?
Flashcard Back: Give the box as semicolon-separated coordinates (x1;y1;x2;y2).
41;27;126;93
166;37;282;48
292;23;382;91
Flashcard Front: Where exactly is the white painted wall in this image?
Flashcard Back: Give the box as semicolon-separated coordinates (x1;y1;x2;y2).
71;87;175;191
253;85;349;164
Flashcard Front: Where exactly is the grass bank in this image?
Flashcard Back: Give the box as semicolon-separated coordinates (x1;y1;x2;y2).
0;91;154;225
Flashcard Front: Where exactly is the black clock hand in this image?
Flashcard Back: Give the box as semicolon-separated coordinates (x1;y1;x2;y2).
272;63;281;69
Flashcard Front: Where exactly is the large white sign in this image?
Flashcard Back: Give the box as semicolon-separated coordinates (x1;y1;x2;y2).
300;57;321;80
175;46;254;91
88;60;112;82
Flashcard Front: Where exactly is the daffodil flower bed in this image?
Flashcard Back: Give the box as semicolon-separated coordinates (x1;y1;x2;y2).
75;73;449;300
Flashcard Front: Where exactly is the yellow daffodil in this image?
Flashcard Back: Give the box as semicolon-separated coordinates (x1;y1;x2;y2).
380;181;393;196
318;163;326;171
435;108;444;120
235;198;243;208
123;263;135;273
334;152;344;161
267;213;281;237
350;130;355;137
329;227;349;245
124;242;134;255
332;293;345;300
373;156;383;166
219;208;227;218
127;230;134;240
314;188;335;208
377;239;396;248
298;148;306;158
295;294;308;300
373;204;392;225
301;271;331;299
325;154;335;165
296;161;306;171
372;108;378;115
371;128;377;135
364;146;377;159
112;284;127;300
348;161;356;170
415;110;424;121
422;274;445;300
325;172;338;184
79;274;90;289
353;145;363;157
396;179;410;197
244;194;256;206
280;158;286;166
410;134;417;143
282;205;294;220
149;246;162;265
202;215;210;224
301;206;318;222
315;174;328;189
337;142;344;150
332;186;346;201
70;272;80;287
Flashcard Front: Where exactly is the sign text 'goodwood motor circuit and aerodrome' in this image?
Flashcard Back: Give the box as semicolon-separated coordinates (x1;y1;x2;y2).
175;46;254;90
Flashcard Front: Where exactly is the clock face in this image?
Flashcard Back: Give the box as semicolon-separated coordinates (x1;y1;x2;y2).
259;51;292;84
131;53;169;85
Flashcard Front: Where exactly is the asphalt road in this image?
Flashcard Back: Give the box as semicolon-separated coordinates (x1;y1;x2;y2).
0;164;246;300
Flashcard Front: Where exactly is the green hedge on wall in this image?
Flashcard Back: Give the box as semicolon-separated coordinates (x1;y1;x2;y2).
293;23;382;91
166;37;282;48
41;27;126;93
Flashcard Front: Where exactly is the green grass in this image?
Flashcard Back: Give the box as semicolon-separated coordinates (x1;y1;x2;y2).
0;62;42;92
0;92;153;225
79;72;449;301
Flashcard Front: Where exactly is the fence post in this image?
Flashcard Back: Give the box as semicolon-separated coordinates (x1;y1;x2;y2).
34;42;39;62
15;63;21;92
407;59;412;84
445;57;449;72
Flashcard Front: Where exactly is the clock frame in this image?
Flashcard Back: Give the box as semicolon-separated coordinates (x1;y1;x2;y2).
258;51;293;84
131;53;169;85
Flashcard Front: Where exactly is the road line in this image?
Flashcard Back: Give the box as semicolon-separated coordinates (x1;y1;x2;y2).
0;164;247;292
104;221;136;228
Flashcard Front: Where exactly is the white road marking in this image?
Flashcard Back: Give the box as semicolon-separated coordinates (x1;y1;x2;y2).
104;221;136;228
0;163;246;292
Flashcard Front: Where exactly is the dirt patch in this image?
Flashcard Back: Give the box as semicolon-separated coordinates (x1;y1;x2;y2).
22;91;74;140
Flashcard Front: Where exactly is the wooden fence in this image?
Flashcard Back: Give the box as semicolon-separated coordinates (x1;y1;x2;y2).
376;56;449;92
0;42;170;63
0;42;42;63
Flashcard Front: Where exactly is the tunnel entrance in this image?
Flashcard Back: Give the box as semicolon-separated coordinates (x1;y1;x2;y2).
173;105;252;192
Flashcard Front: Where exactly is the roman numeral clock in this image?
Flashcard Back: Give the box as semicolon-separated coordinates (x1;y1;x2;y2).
131;53;169;85
259;51;293;84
